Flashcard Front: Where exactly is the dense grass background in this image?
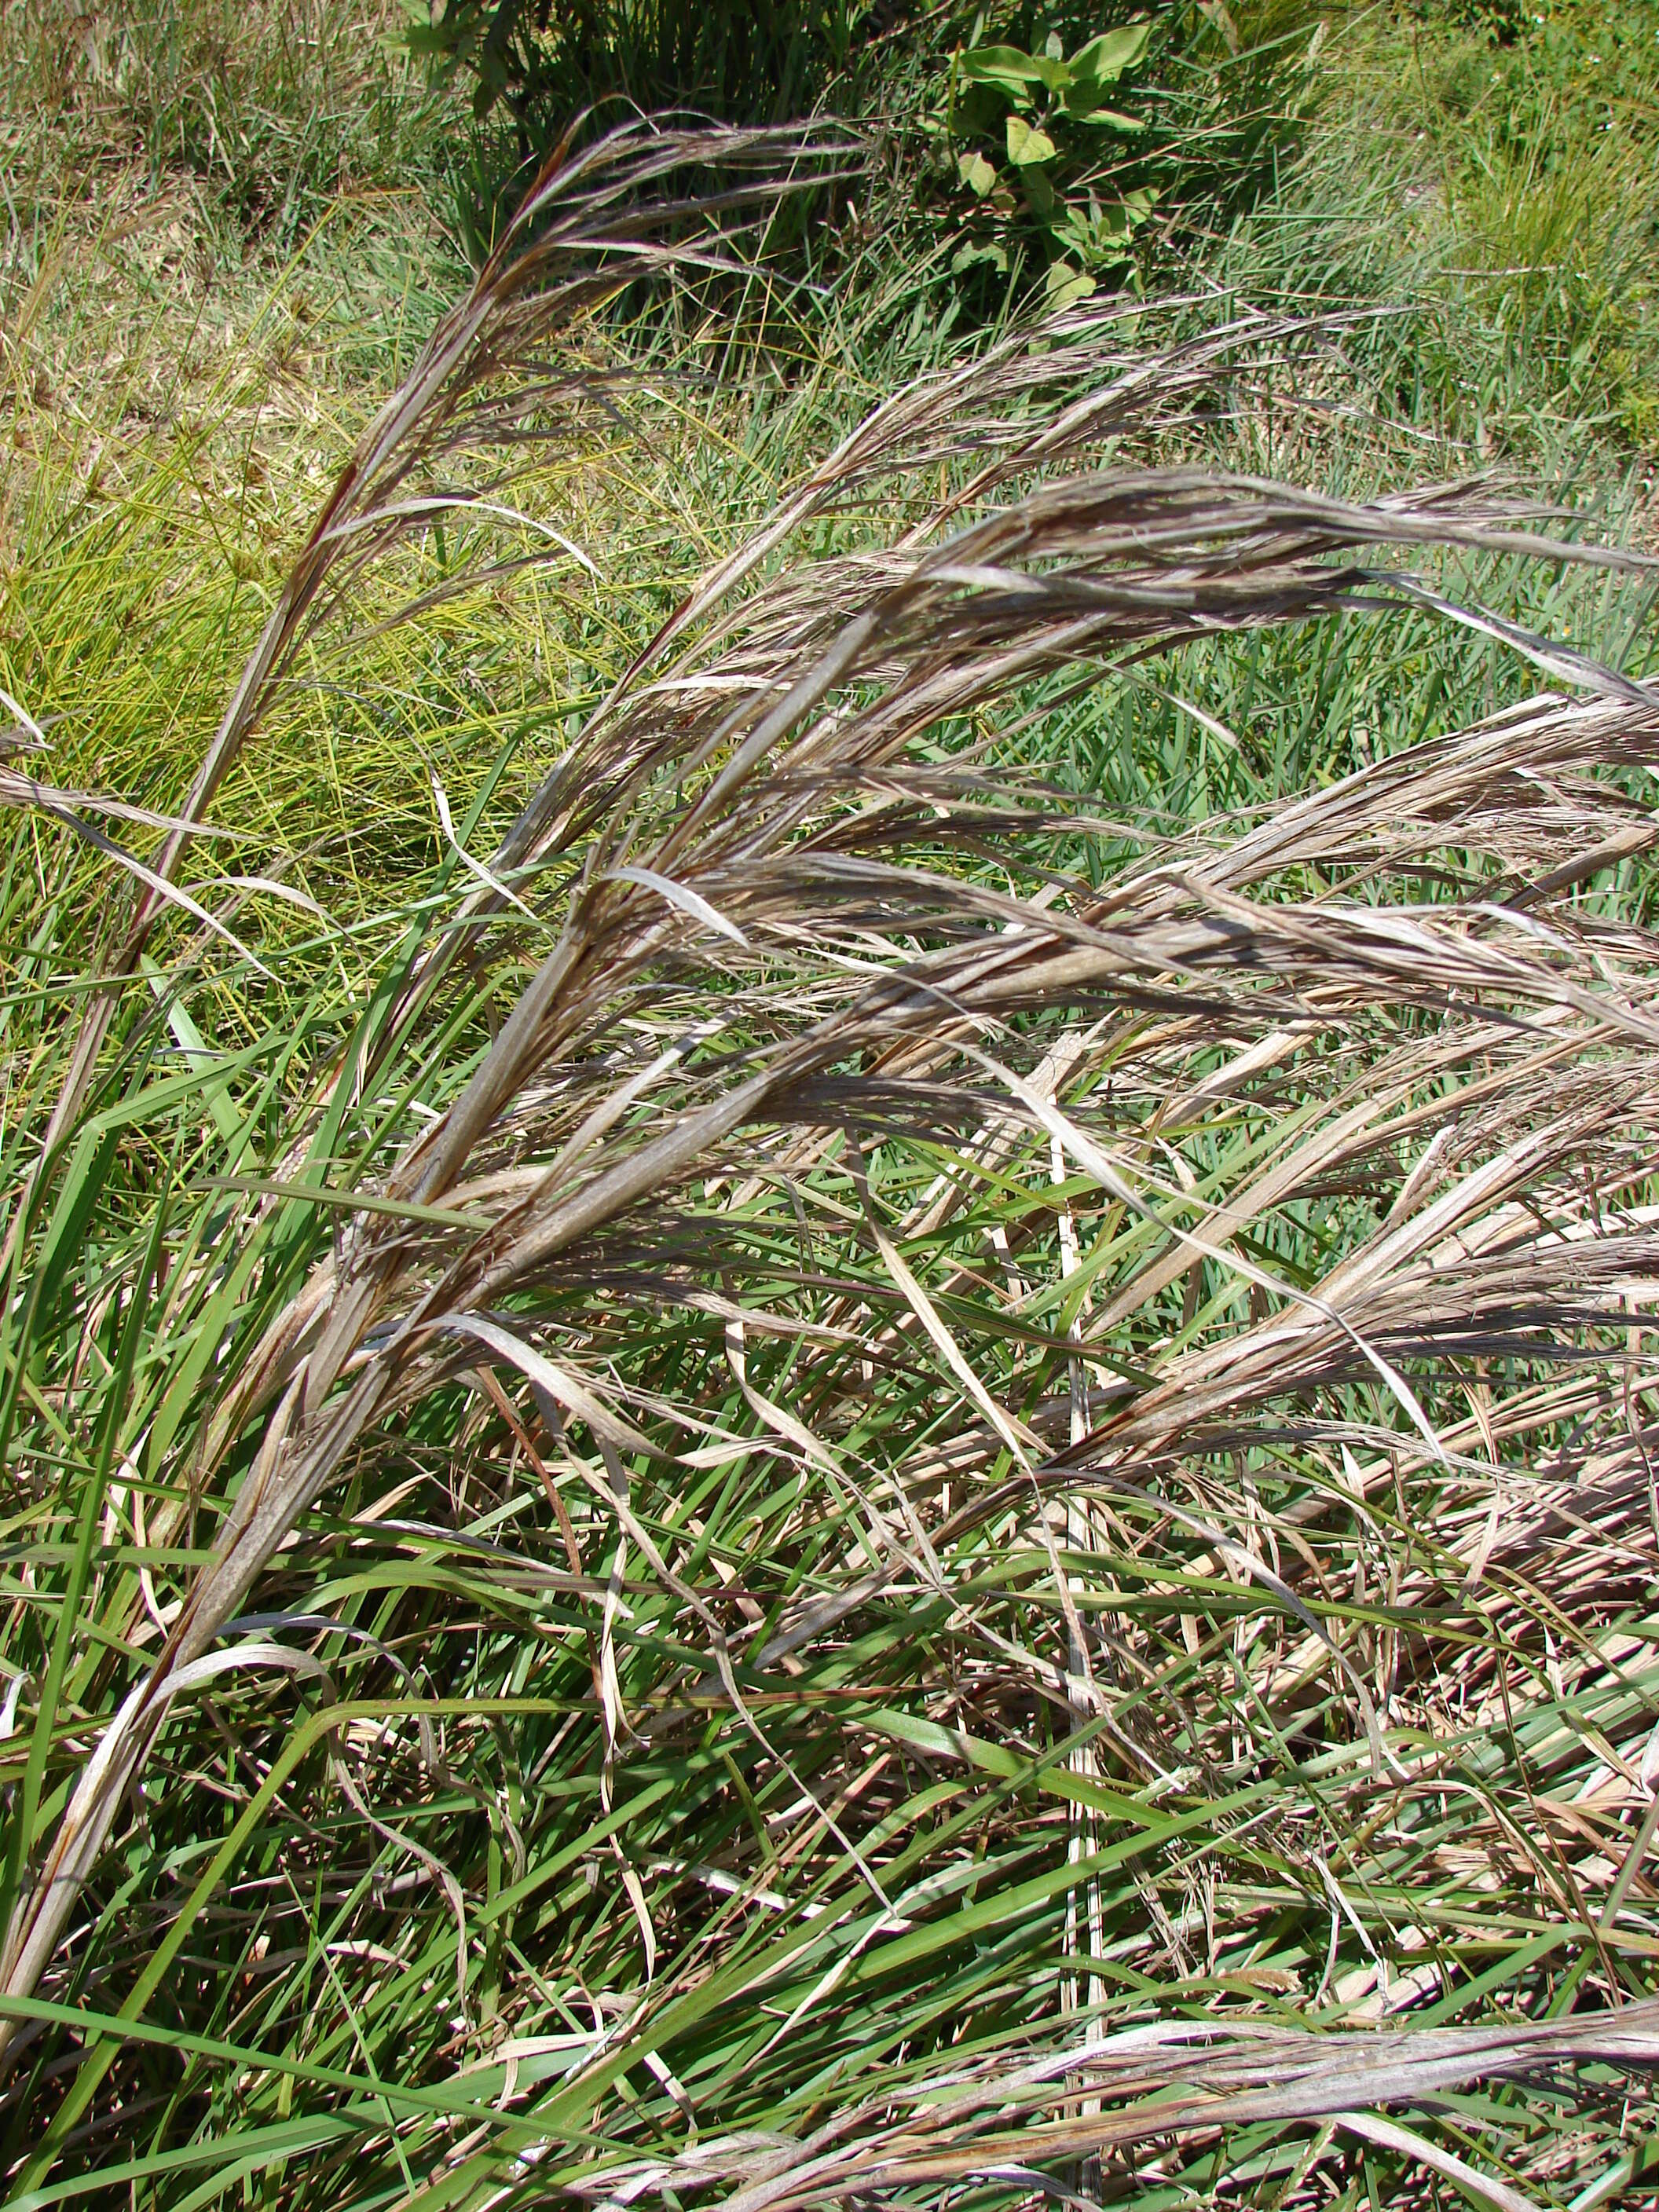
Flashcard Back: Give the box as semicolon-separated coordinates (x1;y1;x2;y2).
2;5;1658;2210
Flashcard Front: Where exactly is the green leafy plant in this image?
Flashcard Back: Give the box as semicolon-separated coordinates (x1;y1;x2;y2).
939;19;1155;302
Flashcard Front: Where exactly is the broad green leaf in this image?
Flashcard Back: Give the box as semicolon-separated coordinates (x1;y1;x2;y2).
956;149;998;196
958;43;1047;97
950;238;1009;275
1046;260;1098;309
1071;22;1152;84
1005;114;1057;166
1022;160;1057;218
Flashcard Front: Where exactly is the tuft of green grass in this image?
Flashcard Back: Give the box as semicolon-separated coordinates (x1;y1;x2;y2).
1188;0;1659;457
2;115;1658;2212
2;0;1659;2199
0;0;449;255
